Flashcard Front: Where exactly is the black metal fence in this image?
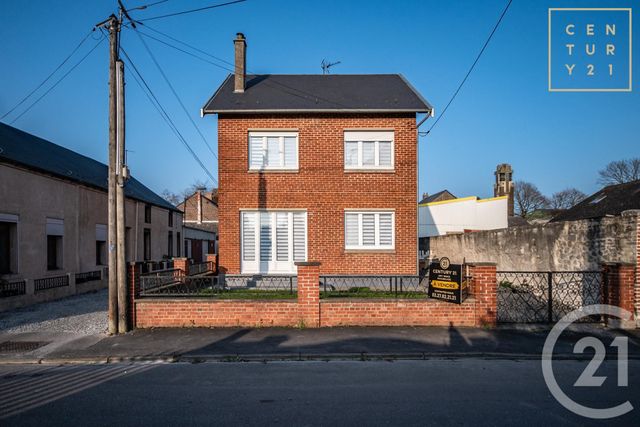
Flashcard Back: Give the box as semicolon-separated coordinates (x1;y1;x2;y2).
0;280;26;298
34;275;69;292
188;261;212;276
319;275;428;299
75;270;102;284
497;271;602;323
138;274;296;298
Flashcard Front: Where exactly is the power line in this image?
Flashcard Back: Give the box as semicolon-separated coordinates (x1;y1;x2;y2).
1;29;95;121
119;47;217;184
132;23;350;109
130;26;218;160
9;35;105;124
126;0;170;12
137;0;246;22
420;0;512;137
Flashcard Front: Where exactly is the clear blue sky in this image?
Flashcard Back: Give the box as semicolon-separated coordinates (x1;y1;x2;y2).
1;0;638;201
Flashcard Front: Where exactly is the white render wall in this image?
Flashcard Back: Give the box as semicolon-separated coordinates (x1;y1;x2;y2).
419;197;508;237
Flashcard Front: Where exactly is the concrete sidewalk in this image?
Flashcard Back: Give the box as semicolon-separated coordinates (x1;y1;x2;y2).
1;325;639;364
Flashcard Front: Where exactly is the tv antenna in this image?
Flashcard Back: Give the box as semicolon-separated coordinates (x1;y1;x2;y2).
321;59;341;74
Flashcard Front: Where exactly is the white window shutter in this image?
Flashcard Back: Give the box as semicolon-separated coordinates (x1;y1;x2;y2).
379;213;393;246
249;136;264;169
242;212;257;261
267;137;280;168
345;213;359;247
344;141;358;167
362;142;375;166
260;212;272;261
378;141;392;166
293;212;306;261
361;214;376;245
276;212;289;261
284;136;297;168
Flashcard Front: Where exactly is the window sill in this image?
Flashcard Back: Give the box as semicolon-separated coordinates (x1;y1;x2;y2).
344;169;395;174
344;249;396;254
248;169;299;173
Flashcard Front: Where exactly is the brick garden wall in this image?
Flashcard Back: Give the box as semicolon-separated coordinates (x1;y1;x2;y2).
217;114;418;276
133;264;497;328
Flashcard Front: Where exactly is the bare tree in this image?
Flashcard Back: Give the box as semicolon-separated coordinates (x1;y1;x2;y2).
514;181;549;218
161;189;182;206
161;180;213;206
549;188;587;210
598;158;640;186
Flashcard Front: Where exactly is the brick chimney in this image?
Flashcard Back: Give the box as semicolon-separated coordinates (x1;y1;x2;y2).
234;33;246;93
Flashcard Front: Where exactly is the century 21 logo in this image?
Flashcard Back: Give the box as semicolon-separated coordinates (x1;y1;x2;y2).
548;8;632;92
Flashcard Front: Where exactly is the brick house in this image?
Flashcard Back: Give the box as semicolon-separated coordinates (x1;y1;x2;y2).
177;189;218;262
202;33;433;276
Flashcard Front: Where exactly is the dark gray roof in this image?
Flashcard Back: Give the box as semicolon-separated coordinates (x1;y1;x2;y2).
419;190;456;205
550;180;640;222
0;123;178;212
202;74;433;114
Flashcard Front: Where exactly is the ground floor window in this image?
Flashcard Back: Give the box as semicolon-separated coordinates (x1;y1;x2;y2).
95;224;107;266
143;228;151;261
176;232;181;257
0;215;18;274
345;211;395;250
168;231;173;257
46;218;64;270
241;210;307;274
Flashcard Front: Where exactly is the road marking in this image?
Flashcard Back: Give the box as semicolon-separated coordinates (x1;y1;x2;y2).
0;364;154;419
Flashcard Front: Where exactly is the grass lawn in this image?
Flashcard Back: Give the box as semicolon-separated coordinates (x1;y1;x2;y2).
198;288;297;299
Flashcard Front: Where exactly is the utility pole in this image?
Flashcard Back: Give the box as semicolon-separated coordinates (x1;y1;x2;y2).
116;59;129;333
106;15;119;335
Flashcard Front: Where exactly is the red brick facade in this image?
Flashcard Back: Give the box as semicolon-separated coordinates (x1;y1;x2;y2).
217;113;418;275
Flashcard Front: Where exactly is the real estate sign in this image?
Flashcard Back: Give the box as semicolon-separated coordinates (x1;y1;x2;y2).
428;257;468;304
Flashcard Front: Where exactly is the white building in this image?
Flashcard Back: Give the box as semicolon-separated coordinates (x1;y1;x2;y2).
418;196;508;238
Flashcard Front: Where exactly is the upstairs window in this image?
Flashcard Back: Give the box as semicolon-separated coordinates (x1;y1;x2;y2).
249;132;298;171
344;211;395;250
344;131;394;170
168;211;174;227
144;204;152;223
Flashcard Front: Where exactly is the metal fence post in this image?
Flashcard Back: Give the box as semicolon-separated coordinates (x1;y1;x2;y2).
547;272;553;323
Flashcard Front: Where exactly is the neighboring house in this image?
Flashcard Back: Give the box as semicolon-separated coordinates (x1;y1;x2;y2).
418;195;508;238
527;208;565;225
550;180;640;222
176;189;218;262
0;123;183;285
418;190;456;205
201;33;433;275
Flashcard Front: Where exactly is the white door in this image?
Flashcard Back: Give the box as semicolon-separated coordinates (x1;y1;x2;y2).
241;211;307;274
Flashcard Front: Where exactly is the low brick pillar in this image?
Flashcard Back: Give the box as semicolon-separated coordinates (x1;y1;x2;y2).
127;262;143;329
173;257;189;276
206;254;218;274
603;263;636;329
468;263;497;327
295;261;321;328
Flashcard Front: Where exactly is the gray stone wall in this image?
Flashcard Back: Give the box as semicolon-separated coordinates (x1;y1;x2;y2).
426;215;637;271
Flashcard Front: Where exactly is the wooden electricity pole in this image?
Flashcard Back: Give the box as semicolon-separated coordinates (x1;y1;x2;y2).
116;59;129;333
107;15;119;335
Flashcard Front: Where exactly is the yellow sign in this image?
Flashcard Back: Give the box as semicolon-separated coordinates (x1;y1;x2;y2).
431;280;459;290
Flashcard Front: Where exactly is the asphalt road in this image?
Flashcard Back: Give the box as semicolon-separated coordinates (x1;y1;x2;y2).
1;359;638;426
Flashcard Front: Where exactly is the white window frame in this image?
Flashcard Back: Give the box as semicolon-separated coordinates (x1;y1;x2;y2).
240;210;307;274
248;131;299;171
344;210;395;250
344;131;394;171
